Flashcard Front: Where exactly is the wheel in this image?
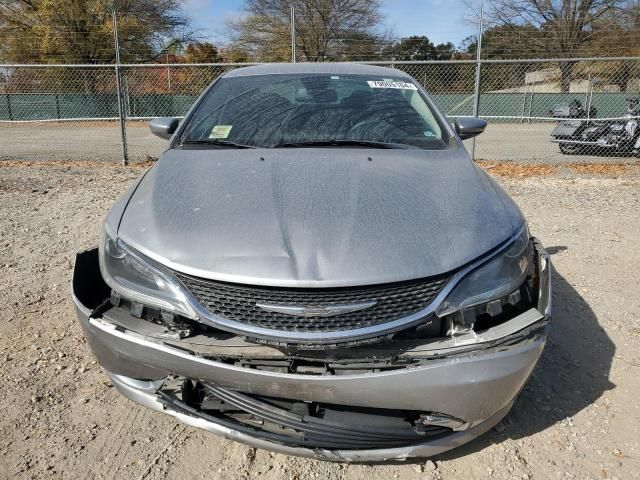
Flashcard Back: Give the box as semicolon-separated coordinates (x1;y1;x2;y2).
559;143;582;155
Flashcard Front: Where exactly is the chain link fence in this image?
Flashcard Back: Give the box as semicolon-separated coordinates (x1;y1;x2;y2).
1;58;639;163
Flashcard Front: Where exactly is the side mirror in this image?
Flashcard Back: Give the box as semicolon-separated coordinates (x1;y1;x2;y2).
454;117;487;140
149;117;180;140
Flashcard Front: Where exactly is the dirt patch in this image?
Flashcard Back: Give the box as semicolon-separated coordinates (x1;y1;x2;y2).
0;159;155;169
477;161;557;177
567;162;628;175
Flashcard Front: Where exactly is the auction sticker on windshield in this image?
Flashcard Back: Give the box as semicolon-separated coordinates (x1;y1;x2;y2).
209;125;233;139
367;80;418;90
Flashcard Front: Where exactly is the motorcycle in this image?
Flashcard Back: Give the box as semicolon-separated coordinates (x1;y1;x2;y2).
550;97;640;156
550;98;597;119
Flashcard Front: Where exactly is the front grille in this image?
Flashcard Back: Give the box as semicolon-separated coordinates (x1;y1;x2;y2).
175;272;450;332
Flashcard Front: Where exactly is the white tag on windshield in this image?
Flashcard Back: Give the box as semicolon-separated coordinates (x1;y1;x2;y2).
367;80;418;90
209;125;232;139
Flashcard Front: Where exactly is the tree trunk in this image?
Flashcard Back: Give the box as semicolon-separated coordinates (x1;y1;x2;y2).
615;62;631;93
559;61;574;93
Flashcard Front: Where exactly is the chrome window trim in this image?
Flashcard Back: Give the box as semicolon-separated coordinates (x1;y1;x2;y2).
175;225;527;344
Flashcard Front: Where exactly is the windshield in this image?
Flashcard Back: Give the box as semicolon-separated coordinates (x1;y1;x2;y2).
180;73;450;149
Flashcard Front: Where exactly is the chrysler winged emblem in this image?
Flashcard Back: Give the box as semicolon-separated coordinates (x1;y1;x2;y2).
256;300;377;317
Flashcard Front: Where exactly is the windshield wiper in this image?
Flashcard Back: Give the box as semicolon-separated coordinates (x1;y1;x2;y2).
270;140;417;149
181;139;256;149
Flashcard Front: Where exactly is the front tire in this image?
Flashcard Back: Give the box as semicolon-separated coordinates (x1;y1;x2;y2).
559;143;582;155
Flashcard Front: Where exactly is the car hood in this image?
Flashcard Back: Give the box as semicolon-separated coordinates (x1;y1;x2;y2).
116;147;522;287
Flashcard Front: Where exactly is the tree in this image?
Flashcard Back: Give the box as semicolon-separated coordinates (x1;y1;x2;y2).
485;0;624;91
581;1;640;91
220;47;252;63
181;42;223;63
0;0;193;64
333;31;389;61
228;0;385;62
385;36;455;61
229;13;292;61
460;25;543;58
459;25;544;91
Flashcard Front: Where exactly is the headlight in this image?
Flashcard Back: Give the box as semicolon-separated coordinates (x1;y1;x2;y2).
437;225;532;317
99;225;196;318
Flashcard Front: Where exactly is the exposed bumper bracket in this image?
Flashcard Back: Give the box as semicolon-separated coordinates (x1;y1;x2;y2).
108;371;512;462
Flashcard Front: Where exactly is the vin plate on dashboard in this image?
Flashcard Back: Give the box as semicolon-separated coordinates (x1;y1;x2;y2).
367;80;418;90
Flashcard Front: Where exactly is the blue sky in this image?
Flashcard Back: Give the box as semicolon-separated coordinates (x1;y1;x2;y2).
183;0;476;48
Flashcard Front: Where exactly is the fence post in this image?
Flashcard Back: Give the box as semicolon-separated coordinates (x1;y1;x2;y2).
55;92;61;119
112;6;129;166
527;80;535;124
167;53;172;92
290;5;296;63
3;74;12;121
586;74;593;124
471;0;484;161
4;92;11;120
4;93;12;121
124;75;131;117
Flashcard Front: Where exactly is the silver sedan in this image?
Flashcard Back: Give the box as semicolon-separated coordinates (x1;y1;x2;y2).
72;63;551;461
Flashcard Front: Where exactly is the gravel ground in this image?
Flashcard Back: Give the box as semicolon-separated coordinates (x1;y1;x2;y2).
0;161;639;480
1;121;637;164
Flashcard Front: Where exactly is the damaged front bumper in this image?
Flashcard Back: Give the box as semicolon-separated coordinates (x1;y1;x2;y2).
71;243;551;461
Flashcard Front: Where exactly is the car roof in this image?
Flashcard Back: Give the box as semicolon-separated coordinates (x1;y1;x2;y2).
223;63;413;79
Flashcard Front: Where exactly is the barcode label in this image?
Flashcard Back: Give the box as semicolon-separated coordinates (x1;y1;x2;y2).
367;80;418;90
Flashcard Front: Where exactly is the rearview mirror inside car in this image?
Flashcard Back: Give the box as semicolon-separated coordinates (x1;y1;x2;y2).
149;117;180;140
454;117;487;140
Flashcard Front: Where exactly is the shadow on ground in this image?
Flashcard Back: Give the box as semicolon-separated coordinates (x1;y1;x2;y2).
433;253;615;461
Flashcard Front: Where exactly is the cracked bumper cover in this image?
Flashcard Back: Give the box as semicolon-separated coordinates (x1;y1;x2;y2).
71;244;551;461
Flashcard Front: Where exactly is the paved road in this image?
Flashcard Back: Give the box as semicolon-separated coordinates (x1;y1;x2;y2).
0;120;635;163
0;121;166;162
473;123;562;162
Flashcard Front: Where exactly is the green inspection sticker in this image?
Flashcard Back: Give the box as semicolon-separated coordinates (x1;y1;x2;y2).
209;125;233;139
